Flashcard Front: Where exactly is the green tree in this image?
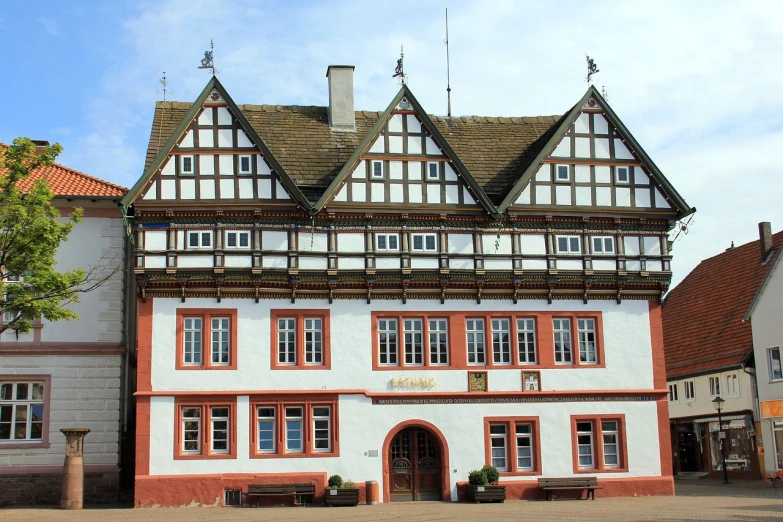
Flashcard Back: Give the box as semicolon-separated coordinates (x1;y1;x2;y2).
0;138;116;334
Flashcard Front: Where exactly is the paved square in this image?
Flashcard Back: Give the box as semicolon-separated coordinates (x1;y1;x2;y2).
3;480;783;521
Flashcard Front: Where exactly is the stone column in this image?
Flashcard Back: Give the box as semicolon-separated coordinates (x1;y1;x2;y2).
60;428;90;510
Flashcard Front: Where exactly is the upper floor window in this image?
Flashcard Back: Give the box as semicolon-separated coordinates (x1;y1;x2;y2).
188;231;213;250
411;233;437;252
466;319;485;365
553;318;573;364
376;233;399;251
555;236;581;254
556;165;570;182
427;163;439;180
591;236;615;255
0;380;46;443
769;347;782;381
371;161;384;179
176;309;237;370
239;155;252;174
708;376;721;397
517;319;536;364
492;318;512;365
181;156;194;174
225;231;250;249
725;372;740;397
668;383;679;403
615;166;629;184
429;319;449;365
270;310;331;370
577;319;597;364
684;379;695;401
374;314;452;369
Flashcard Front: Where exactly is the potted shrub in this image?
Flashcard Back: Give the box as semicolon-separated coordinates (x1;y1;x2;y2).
325;474;360;506
466;465;505;503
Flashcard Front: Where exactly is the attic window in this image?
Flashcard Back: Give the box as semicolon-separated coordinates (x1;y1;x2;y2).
239;156;252;174
556;165;569;182
181;156;194;174
371;161;384;179
615;167;629;184
427;163;439;180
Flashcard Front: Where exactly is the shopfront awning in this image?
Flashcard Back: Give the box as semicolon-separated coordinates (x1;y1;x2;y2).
692;415;746;423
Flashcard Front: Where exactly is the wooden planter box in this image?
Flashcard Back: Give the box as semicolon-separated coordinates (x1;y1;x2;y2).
467;484;506;503
325;488;360;506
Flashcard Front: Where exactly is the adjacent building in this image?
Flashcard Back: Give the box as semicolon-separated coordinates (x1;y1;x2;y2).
744;223;783;473
0;146;131;504
126;68;693;506
663;223;783;479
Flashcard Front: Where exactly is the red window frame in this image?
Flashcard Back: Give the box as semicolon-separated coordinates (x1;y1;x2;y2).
570;414;628;473
483;416;542;476
249;396;339;459
269;310;331;370
174;398;237;460
175;308;238;370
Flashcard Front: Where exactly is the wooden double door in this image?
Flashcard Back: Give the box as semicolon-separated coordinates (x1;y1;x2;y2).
389;428;441;501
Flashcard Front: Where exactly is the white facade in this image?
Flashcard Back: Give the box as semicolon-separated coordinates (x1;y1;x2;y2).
667;370;755;420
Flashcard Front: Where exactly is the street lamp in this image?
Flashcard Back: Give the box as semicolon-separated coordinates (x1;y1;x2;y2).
712;396;729;484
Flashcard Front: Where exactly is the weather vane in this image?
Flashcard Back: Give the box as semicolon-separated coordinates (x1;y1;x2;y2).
198;39;216;75
585;55;599;84
392;45;407;85
156;72;172;101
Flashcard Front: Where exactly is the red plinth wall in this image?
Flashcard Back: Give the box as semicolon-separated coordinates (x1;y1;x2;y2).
456;476;674;501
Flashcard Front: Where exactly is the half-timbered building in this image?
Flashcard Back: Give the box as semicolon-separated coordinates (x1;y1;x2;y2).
127;66;693;506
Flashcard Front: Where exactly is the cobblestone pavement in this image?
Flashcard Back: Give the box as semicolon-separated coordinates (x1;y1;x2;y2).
3;480;783;521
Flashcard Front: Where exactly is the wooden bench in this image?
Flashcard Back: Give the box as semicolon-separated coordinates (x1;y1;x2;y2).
247;483;315;506
537;477;603;501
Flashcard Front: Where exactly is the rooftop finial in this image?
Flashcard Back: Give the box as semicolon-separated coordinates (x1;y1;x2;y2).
393;45;407;86
198;39;216;76
585;54;599;84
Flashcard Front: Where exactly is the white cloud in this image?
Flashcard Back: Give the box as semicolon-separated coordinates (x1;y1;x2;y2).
62;0;783;285
36;17;60;36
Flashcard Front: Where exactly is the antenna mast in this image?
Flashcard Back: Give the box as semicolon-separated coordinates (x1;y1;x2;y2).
445;8;452;117
157;72;169;102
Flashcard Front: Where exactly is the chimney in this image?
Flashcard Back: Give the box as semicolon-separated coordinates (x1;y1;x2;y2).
326;65;355;132
759;221;773;260
31;140;50;150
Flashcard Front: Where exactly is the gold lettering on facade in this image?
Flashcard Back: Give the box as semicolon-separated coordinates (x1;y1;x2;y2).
390;377;437;389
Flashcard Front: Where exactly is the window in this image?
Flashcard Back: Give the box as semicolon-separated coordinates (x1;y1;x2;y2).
556;165;570;181
517;319;536;364
285;406;303;453
403;319;423;366
591;236;615;254
187;230;213;249
312;406;332;452
668;383;679;403
615;167;629;183
553;318;572;364
270;310;331;369
427;162;439;180
769;347;783;381
577;318;597;364
725;372;740;397
709;376;721;397
429;319;448;365
0;379;46;443
466;319;485;365
225;231;250;249
484;417;540;475
684;379;695;401
492;318;511;365
239;155;252;174
572;416;627;472
175;401;236;459
378;318;398;366
376;233;399;251
412;233;437;252
371;161;383;179
176;309;237;370
555;235;581;254
251;400;338;458
181;156;194;174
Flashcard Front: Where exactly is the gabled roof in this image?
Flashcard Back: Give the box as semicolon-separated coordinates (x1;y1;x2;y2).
662;229;783;379
315;84;499;215
123;76;312;210
139;88;562;208
0;145;127;197
496;86;694;218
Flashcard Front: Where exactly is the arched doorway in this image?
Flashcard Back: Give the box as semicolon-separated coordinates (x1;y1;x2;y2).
382;421;450;502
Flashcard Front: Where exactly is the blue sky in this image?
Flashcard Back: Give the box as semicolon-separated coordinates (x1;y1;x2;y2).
2;0;782;284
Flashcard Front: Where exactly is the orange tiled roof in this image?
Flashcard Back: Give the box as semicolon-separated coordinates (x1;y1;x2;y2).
0;145;127;197
662;229;783;379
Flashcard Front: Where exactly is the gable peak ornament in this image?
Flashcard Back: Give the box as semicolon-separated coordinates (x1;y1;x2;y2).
198;39;216;76
585;55;599;84
392;45;407;86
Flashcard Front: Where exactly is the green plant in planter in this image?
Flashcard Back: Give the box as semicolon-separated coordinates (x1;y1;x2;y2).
327;474;343;489
342;480;358;489
481;464;500;485
468;469;488;486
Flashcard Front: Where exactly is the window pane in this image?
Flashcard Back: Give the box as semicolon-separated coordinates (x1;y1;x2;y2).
413;236;423;250
377;235;386;249
239;233;249;247
201;232;211;247
425;235;436;250
227;233;237;247
388;235;398;250
570;237;580;252
558;237;568;252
